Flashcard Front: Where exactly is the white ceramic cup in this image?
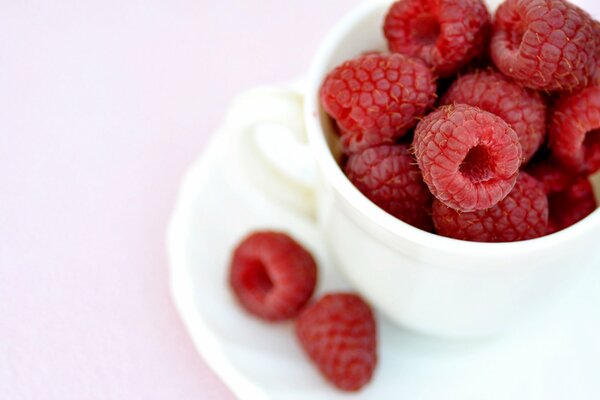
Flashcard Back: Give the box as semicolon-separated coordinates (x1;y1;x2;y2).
225;0;600;338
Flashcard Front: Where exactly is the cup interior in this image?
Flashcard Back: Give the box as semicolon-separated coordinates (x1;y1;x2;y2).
306;0;600;255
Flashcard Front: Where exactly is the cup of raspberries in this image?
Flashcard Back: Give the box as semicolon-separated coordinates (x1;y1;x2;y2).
304;0;599;338
226;0;600;391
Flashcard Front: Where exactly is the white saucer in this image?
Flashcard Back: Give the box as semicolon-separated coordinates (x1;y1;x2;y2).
167;128;600;400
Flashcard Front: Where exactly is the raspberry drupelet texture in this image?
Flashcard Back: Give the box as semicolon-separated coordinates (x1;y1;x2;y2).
526;156;578;194
229;231;317;321
383;0;491;77
320;53;437;154
547;176;597;233
490;0;597;92
295;293;377;392
413;104;522;212
432;172;549;242
345;144;434;231
593;21;600;85
440;69;546;163
549;85;600;174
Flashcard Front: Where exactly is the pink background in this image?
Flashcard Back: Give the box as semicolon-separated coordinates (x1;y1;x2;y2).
0;1;359;398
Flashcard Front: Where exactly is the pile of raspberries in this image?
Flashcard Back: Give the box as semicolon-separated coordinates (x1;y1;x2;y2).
229;231;377;392
321;0;600;242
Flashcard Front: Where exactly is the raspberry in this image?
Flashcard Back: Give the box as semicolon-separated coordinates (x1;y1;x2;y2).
547;177;597;234
549;85;600;174
440;69;546;163
383;0;491;77
413;104;522;212
295;293;377;392
320;53;436;154
526;156;578;194
490;0;597;92
432;172;549;242
229;231;317;321
345;144;434;231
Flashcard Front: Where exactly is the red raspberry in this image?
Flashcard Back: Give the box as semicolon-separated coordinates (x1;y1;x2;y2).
526;156;578;194
295;293;377;392
440;69;546;163
549;85;600;174
432;172;549;242
320;53;436;154
413;104;522;212
383;0;491;77
547;177;597;234
345;144;434;231
229;231;317;321
490;0;597;92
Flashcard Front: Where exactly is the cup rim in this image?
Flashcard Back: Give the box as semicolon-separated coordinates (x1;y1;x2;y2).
304;0;600;258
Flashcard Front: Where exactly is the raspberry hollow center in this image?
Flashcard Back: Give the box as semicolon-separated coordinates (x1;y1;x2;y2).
503;9;526;52
460;145;495;182
411;13;440;46
506;27;524;51
583;128;600;169
242;260;274;299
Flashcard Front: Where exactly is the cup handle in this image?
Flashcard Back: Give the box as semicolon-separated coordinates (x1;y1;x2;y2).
225;86;318;217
